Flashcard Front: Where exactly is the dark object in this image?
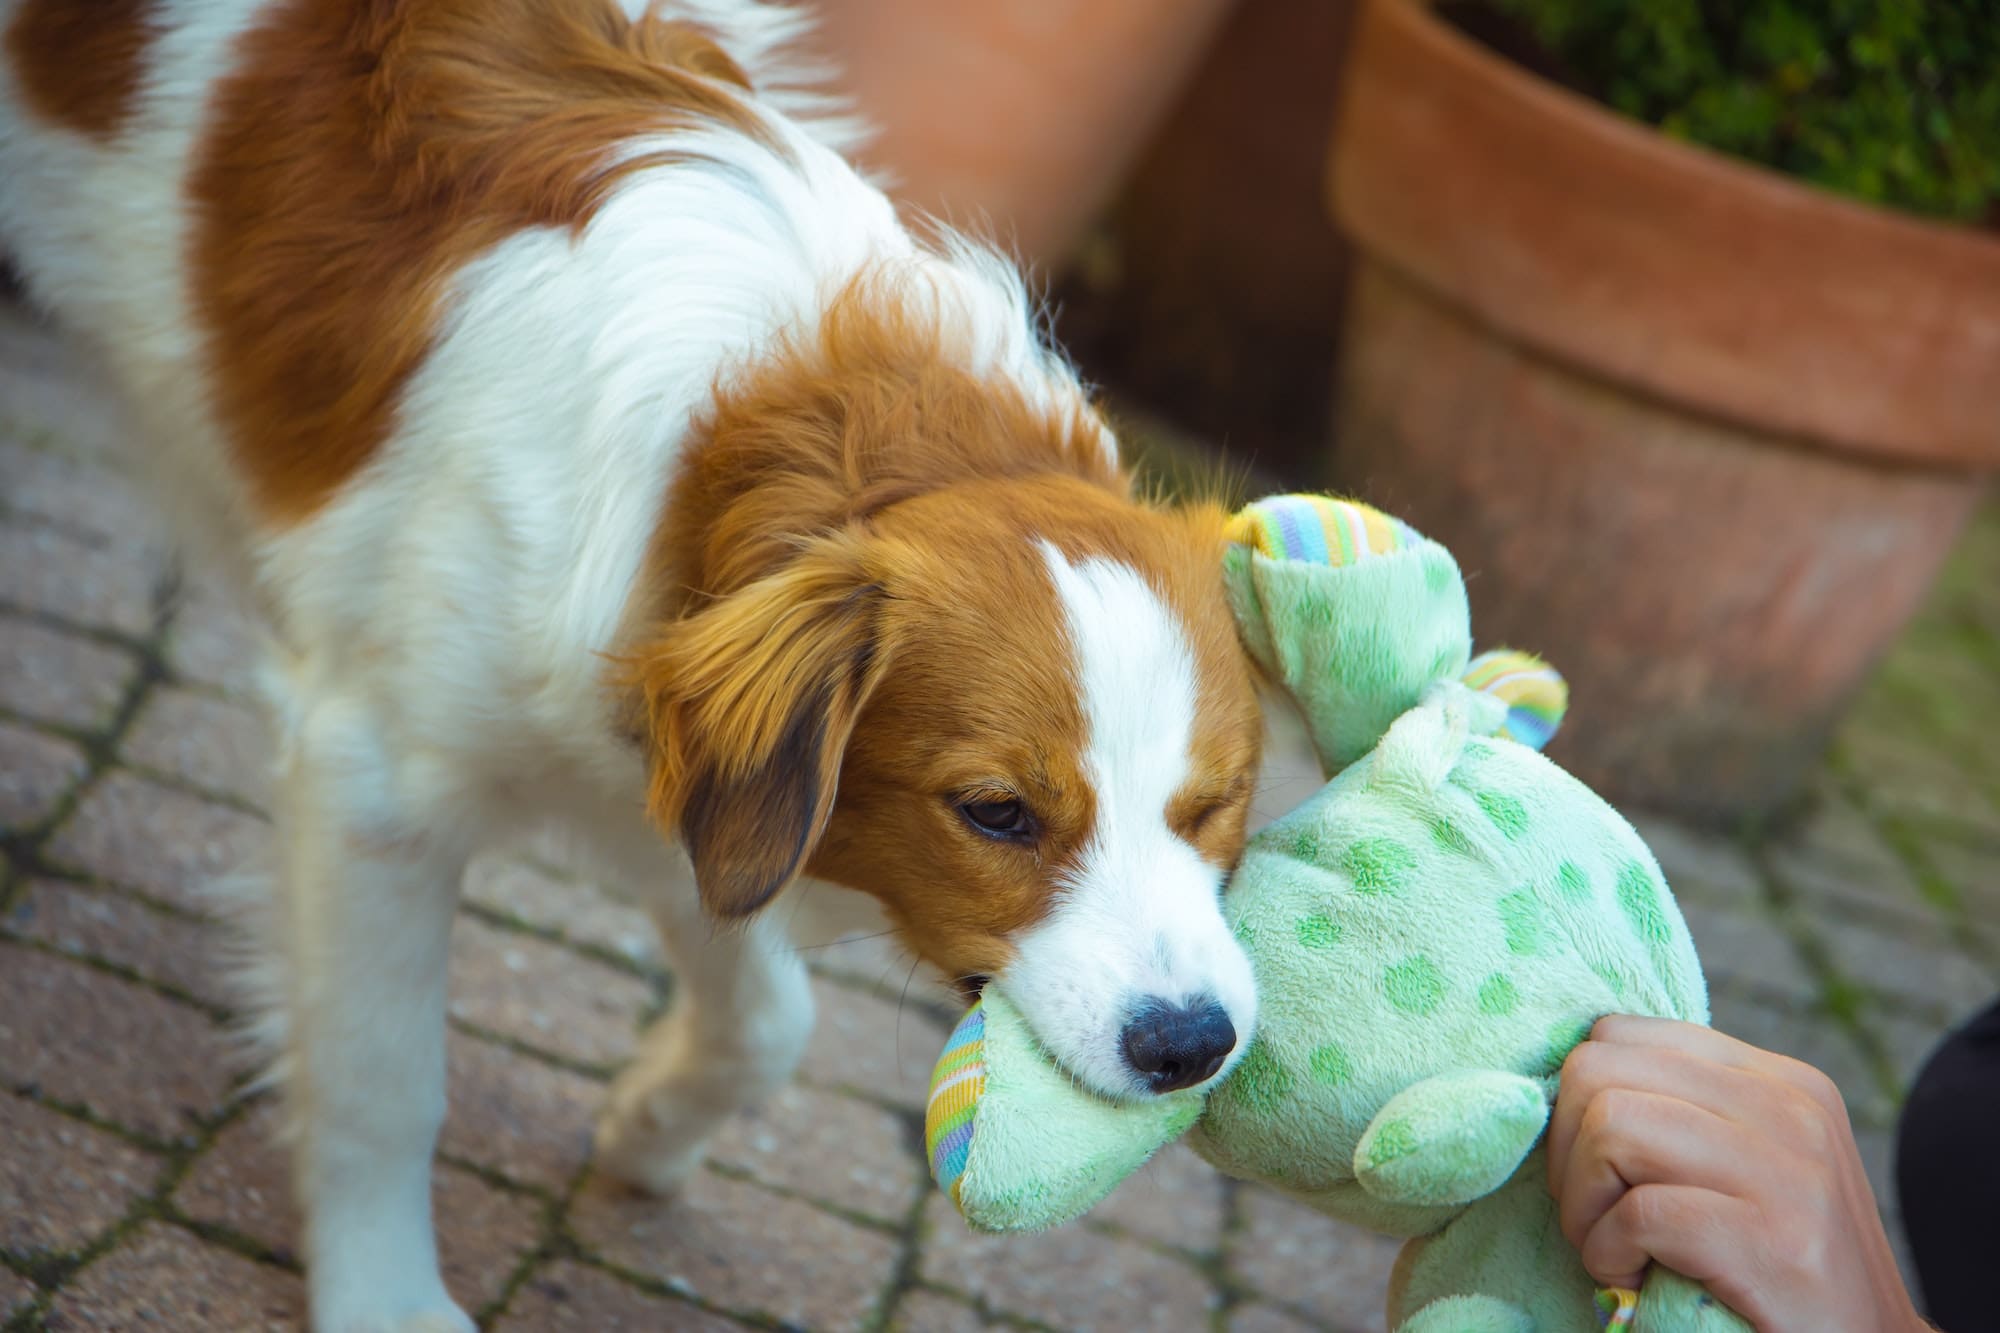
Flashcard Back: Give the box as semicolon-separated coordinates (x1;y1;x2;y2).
1896;994;2000;1330
1321;0;2000;820
1121;995;1236;1093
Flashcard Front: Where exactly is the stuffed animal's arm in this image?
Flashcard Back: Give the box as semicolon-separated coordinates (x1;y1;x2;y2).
1353;1070;1549;1209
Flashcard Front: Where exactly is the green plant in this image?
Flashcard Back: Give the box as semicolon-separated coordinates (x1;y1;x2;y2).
1478;0;2000;225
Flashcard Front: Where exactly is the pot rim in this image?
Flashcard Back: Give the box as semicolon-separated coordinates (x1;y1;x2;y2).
1328;0;2000;468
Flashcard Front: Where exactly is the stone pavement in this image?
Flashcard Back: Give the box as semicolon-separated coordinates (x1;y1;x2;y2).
2;297;1997;1332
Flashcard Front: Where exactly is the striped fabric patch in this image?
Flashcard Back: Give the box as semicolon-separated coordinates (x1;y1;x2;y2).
1462;649;1567;752
925;1002;988;1206
1594;1286;1639;1329
1223;495;1418;568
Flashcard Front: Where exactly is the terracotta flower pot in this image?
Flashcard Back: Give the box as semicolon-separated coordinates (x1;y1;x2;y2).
813;0;1238;268
1320;0;2000;820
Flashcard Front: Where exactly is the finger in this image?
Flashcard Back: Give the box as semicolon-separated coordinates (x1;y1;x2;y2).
1556;1088;1746;1252
1586;1015;1765;1068
1590;1015;1838;1107
1577;1183;1753;1297
1547;1040;1767;1201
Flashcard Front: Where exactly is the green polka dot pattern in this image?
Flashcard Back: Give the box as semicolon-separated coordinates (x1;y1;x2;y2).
1224;1039;1295;1118
1428;815;1478;858
1367;1117;1420;1169
1385;955;1447;1016
1343;837;1418;894
1498;892;1542;956
1477;973;1519;1016
1556;861;1591;901
1309;1042;1354;1086
1615;862;1672;948
1476;791;1528;840
1296;912;1342;950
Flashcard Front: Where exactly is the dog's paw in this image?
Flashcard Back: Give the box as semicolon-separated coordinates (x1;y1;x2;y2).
322;1310;475;1333
315;1288;474;1333
592;1071;715;1195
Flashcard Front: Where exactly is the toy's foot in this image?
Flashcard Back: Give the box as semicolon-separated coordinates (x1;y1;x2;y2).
1397;1294;1535;1333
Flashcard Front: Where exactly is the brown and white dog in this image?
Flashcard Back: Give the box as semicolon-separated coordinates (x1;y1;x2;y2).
0;2;1264;1327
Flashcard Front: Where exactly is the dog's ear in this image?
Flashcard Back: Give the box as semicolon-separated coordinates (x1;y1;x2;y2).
619;533;897;918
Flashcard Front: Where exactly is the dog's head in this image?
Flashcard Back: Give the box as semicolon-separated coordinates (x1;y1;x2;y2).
622;276;1263;1102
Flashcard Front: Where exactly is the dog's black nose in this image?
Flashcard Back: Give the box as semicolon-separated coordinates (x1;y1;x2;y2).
1120;996;1236;1093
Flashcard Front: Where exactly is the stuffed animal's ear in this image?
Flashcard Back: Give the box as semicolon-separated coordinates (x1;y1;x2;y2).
1459;650;1568;751
1221;495;1474;775
617;532;896;918
925;988;1201;1233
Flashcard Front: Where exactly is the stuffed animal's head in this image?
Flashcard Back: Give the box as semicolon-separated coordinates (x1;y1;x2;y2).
925;496;1708;1238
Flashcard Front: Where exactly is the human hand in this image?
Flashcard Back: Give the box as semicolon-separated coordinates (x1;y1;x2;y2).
1547;1015;1927;1333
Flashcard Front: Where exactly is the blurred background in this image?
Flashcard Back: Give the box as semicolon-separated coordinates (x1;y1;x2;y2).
3;2;1996;1329
821;0;2000;824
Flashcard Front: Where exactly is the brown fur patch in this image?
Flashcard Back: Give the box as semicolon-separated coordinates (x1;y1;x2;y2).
189;0;766;524
621;287;1260;972
6;0;155;139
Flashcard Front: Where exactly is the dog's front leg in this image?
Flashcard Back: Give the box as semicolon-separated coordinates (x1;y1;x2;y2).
275;698;473;1333
593;858;814;1194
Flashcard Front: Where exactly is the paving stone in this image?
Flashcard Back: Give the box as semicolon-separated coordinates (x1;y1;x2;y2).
1766;792;1942;932
708;1082;922;1225
1874;1010;1956;1099
435;1165;546;1313
0;303;130;467
1816;916;1996;1022
0;721;86;829
1629;815;1764;904
571;1169;899;1332
7;879;231;1011
163;581;265;698
0;522;161;639
0;614;135;731
44;1222;303;1331
788;883;951;1005
888;1288;987;1332
1705;991;1892;1126
1229;1303;1324;1333
122;685;269;808
0;1091;162;1256
1091;1141;1226;1256
178;1099;544;1311
0;441;161;553
922;1192;1218;1333
495;1260;745;1331
1840;718;2000;843
1230;1185;1401;1333
1926;836;2000;933
1677;899;1818;1005
0;1268;34;1321
462;855;658;968
43;770;268;915
801;976;953;1111
449;916;652;1069
0;943;231;1142
442;1032;601;1192
174;1099;293;1258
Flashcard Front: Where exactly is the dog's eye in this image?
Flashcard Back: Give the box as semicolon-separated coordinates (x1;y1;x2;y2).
959;798;1031;840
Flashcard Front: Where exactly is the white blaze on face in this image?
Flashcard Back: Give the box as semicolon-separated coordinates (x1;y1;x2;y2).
1003;544;1258;1100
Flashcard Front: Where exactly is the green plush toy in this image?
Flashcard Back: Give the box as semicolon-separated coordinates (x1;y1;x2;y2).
924;496;1753;1333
